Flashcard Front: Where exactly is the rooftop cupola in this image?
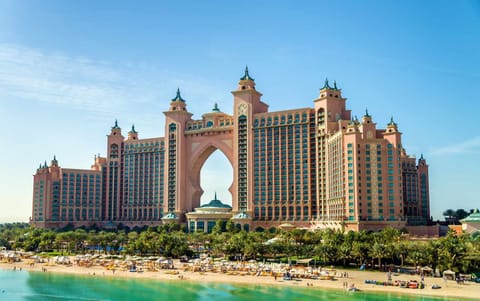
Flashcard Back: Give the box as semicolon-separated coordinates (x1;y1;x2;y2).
237;66;256;91
240;66;254;81
128;124;138;140
171;88;185;102
51;155;58;167
362;108;373;124
316;78;343;100
386;116;398;133
418;154;427;166
346;117;359;134
169;88;188;112
212;103;221;112
110;119;122;136
321;78;332;90
387;116;397;127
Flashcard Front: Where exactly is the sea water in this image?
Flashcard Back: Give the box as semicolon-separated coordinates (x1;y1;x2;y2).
0;269;468;301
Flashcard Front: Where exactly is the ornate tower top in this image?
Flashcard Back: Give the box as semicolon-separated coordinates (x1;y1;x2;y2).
171;88;185;102
212;103;220;112
240;66;254;81
387;116;397;127
236;66;257;91
130;124;137;134
51;155;58;167
110;119;122;136
362;108;373;123
169;88;188;112
128;124;138;140
321;78;332;90
315;78;343;101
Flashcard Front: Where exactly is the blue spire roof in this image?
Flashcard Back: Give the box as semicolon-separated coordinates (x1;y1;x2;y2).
171;88;185;102
388;116;397;127
130;124;137;133
112;119;120;129
321;78;332;90
240;66;254;81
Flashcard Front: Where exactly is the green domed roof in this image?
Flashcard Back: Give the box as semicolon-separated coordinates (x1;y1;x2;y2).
163;212;178;219
462;209;480;222
200;193;232;209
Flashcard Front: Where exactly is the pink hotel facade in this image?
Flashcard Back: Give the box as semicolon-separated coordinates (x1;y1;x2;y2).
31;68;430;232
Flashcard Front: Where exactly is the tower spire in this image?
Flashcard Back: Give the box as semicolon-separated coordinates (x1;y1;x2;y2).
333;80;338;90
321;78;331;89
214;191;217;200
388;116;397;127
240;66;254;81
130;124;137;133
112;119;120;129
212;103;220;112
171;88;185;102
365;108;370;117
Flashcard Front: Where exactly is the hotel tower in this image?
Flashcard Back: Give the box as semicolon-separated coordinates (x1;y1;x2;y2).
31;68;430;231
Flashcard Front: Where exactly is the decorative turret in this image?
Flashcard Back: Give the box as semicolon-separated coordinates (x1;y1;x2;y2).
387;116;397;127
316;78;344;102
240;66;254;81
321;78;332;90
51;155;58;167
418;154;427;166
212;103;220;112
362;108;373;124
236;66;257;91
110;119;122;136
346;117;359;134
128;124;138;140
171;88;185;102
233;66;267;114
169;88;188;112
386;116;398;133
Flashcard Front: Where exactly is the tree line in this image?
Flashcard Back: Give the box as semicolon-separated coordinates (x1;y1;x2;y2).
1;221;479;274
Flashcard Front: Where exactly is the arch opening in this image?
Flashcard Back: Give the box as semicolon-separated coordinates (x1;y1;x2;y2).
199;150;233;206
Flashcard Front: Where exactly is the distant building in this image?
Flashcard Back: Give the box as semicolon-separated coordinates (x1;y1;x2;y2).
31;68;430;231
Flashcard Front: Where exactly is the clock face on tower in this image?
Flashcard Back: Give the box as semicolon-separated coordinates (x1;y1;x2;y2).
238;104;247;115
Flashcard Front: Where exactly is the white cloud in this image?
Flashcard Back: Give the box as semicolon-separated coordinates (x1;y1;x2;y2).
430;136;480;156
0;43;224;117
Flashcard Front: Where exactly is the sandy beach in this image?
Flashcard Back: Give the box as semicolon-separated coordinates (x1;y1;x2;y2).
1;258;479;300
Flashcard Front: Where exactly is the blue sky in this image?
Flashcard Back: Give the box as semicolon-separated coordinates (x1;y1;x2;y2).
0;0;479;222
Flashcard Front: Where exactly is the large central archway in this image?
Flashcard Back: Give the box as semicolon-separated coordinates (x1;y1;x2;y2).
188;138;234;211
199;150;232;206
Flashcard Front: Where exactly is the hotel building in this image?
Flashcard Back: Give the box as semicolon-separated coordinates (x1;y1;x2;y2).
31;68;430;231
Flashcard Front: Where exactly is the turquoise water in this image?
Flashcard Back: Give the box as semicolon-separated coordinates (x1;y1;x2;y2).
0;269;469;301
